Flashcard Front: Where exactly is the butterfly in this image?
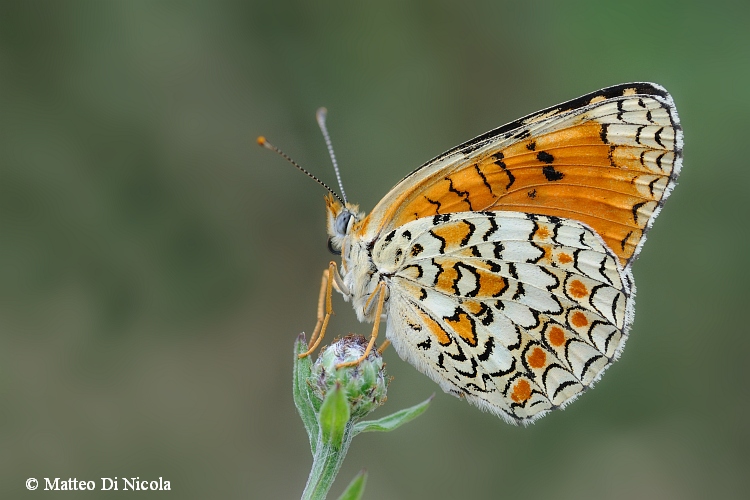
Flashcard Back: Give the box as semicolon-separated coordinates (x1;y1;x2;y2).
260;82;682;425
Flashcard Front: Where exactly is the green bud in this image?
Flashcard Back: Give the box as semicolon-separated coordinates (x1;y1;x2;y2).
319;382;350;448
310;335;388;420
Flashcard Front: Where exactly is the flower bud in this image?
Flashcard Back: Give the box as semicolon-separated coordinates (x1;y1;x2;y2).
310;335;388;419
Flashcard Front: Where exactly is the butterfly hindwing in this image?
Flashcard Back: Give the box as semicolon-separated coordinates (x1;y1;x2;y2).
372;211;634;424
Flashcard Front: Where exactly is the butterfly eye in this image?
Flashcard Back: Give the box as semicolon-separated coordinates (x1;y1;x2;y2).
327;237;341;255
335;211;353;236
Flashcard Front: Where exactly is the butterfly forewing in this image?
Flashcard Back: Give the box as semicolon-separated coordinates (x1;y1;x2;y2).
373;211;633;424
365;83;682;267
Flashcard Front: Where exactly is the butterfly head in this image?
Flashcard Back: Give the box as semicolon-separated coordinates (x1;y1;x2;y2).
325;193;362;255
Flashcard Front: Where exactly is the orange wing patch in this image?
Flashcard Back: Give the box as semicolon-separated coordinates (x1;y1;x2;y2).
416;309;452;346
433;258;459;294
430;220;475;252
571;311;589;328
568;279;589;299
390;118;677;266
510;379;532;403
444;309;477;346
548;326;566;347
527;347;547;369
474;269;508;297
404;163;498;216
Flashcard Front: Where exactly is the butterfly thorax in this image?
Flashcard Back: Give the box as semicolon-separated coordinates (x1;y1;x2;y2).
325;195;385;323
341;235;385;323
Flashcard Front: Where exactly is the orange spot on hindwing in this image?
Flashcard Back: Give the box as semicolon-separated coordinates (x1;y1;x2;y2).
511;379;532;403
475;269;508;297
434;259;459;294
549;326;566;346
444;308;477;346
430;220;473;252
463;300;484;315
527;347;546;368
571;311;589;328
535;225;550;239
569;279;588;298
417;310;451;346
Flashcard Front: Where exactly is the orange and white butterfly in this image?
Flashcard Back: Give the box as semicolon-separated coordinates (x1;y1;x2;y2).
261;82;682;425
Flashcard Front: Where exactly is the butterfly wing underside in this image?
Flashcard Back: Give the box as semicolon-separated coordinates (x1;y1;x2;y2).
363;82;682;267
372;211;633;424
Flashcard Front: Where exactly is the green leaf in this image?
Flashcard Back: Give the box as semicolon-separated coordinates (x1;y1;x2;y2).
293;334;319;453
352;394;433;435
319;382;350;449
336;470;367;500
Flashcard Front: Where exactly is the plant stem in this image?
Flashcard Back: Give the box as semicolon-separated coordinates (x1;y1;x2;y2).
301;424;354;500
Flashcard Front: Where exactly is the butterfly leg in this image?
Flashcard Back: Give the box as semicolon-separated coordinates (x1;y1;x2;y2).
377;340;391;354
336;281;387;369
298;261;339;359
307;266;331;347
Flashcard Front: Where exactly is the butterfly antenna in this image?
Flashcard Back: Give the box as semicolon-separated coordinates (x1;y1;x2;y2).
257;136;345;205
316;107;348;204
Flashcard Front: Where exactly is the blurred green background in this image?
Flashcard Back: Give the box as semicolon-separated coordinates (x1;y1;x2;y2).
1;1;748;498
